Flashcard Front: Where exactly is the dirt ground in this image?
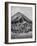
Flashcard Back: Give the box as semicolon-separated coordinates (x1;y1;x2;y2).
11;31;32;39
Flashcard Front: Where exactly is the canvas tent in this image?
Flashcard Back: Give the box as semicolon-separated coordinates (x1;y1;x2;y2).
11;12;32;33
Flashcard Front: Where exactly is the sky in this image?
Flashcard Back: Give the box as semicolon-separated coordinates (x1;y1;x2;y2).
11;6;32;20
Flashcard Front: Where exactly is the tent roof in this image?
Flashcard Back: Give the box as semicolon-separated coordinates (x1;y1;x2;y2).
11;12;32;23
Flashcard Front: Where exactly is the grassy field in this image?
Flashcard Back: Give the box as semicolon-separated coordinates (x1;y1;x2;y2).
11;31;32;39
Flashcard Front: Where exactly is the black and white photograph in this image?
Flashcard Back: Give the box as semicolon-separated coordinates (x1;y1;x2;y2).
11;6;32;39
5;2;36;44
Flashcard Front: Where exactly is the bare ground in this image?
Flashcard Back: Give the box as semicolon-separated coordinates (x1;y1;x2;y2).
11;31;32;39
